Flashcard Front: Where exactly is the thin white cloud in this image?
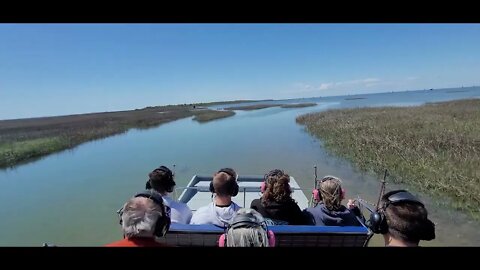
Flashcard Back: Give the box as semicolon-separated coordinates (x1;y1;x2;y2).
362;78;381;83
288;78;381;94
318;83;333;90
337;78;380;85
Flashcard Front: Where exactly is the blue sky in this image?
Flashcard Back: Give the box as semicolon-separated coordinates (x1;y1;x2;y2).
1;24;479;120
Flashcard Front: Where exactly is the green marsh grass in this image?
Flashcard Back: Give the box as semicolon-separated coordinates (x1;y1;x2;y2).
0;104;235;169
296;99;480;219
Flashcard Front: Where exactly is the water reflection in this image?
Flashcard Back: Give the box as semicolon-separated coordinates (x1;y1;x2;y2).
1;88;479;246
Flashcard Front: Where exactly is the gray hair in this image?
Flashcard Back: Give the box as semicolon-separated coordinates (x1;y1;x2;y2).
226;208;270;247
120;197;163;238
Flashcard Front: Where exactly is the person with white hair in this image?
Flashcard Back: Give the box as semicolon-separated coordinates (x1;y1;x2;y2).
219;208;275;247
106;190;171;247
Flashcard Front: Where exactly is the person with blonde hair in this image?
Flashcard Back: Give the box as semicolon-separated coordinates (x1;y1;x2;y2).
304;175;364;226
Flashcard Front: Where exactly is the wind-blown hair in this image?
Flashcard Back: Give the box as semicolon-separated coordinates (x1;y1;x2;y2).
225;208;270;247
319;175;343;211
121;197;164;238
261;169;294;206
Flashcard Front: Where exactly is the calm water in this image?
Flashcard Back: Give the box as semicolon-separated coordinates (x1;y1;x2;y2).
1;87;479;246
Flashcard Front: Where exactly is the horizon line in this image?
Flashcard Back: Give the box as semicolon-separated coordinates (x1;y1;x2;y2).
1;84;478;121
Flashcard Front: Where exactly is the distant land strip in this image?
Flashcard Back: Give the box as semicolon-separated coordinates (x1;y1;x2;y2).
0;102;241;169
225;102;317;110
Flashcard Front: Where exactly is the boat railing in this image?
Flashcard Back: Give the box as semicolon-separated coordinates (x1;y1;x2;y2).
173;186;312;208
162;177;374;247
156;223;372;247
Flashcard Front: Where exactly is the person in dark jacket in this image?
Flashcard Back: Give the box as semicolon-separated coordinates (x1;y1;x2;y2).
304;175;364;226
250;169;308;225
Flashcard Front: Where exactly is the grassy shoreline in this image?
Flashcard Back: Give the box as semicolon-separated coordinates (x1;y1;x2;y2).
0;104;236;169
296;99;480;219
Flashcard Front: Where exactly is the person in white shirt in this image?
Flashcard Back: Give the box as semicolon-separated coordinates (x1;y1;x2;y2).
190;168;241;227
146;165;193;224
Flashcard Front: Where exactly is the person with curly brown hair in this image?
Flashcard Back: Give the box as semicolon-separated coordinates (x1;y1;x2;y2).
250;169;309;225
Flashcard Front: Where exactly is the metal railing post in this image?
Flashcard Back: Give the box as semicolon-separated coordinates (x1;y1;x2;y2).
243;187;246;208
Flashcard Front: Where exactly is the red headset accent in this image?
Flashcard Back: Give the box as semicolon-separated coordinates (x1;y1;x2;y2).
260;182;266;193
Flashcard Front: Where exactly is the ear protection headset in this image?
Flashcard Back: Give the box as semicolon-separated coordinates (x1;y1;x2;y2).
118;190;171;237
312;175;346;203
209;168;239;196
146;165;176;192
260;169;286;193
218;211;276;247
367;190;424;234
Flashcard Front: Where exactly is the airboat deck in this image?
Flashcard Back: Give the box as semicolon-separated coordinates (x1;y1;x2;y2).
156;175;372;247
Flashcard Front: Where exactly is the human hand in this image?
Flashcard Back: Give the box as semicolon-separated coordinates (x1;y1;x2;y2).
347;199;356;209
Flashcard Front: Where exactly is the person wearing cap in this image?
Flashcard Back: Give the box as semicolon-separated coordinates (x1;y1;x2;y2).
190;168;242;227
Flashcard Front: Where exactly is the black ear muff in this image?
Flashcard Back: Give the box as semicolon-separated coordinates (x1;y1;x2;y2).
117;206;125;226
367;190;423;235
145;180;152;190
154;205;171;237
367;211;388;234
230;180;239;197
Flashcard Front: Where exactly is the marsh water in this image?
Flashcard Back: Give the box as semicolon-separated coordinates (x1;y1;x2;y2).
1;87;479;246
